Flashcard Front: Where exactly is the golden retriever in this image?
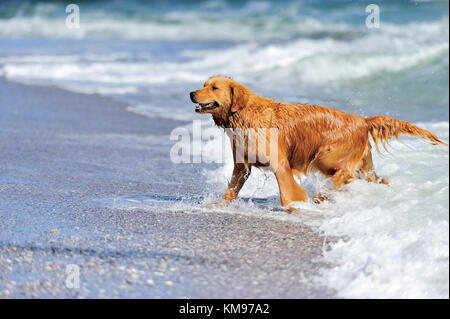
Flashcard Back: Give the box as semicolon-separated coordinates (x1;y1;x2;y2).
190;76;448;211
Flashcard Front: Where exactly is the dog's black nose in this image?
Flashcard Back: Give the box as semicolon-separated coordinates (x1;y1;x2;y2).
190;91;197;102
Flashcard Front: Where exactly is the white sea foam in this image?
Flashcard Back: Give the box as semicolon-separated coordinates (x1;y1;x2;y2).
0;1;351;41
1;17;447;93
0;17;447;125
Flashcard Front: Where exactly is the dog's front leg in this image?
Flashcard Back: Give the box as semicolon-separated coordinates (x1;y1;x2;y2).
212;163;251;207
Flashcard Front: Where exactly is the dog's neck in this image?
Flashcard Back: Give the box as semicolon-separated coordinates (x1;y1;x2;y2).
211;115;229;128
212;95;274;130
212;108;251;130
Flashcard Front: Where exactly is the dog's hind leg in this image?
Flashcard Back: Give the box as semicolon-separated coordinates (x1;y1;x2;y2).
357;144;389;185
331;169;354;189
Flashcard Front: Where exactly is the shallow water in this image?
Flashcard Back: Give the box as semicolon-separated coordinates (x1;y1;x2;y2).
0;0;448;298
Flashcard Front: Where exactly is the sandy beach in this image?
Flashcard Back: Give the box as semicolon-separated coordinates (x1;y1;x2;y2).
0;0;448;299
0;78;335;298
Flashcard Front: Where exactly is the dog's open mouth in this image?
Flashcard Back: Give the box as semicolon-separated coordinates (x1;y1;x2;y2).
195;102;219;113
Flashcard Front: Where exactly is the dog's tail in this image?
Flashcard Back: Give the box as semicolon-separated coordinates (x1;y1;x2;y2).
365;115;448;152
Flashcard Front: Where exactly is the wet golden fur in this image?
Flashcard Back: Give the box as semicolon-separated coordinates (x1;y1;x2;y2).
190;76;448;211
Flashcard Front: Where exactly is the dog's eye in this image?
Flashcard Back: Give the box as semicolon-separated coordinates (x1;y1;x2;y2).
212;86;218;90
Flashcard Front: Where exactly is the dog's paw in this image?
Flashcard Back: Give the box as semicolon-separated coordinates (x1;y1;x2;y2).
285;203;301;214
205;200;231;208
312;193;329;204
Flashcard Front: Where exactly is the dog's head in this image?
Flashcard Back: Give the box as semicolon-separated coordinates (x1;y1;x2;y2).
190;76;249;119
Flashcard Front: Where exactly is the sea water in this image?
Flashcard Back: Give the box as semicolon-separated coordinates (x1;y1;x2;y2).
0;0;448;298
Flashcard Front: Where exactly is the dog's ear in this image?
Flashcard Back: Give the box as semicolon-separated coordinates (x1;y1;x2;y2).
230;83;249;113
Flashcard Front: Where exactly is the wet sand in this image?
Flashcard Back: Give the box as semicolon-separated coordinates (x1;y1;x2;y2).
0;78;335;298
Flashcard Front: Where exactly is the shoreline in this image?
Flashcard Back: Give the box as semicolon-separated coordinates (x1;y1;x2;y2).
0;77;336;298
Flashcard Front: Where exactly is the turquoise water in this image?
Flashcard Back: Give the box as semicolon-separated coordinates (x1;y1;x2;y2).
0;0;448;298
